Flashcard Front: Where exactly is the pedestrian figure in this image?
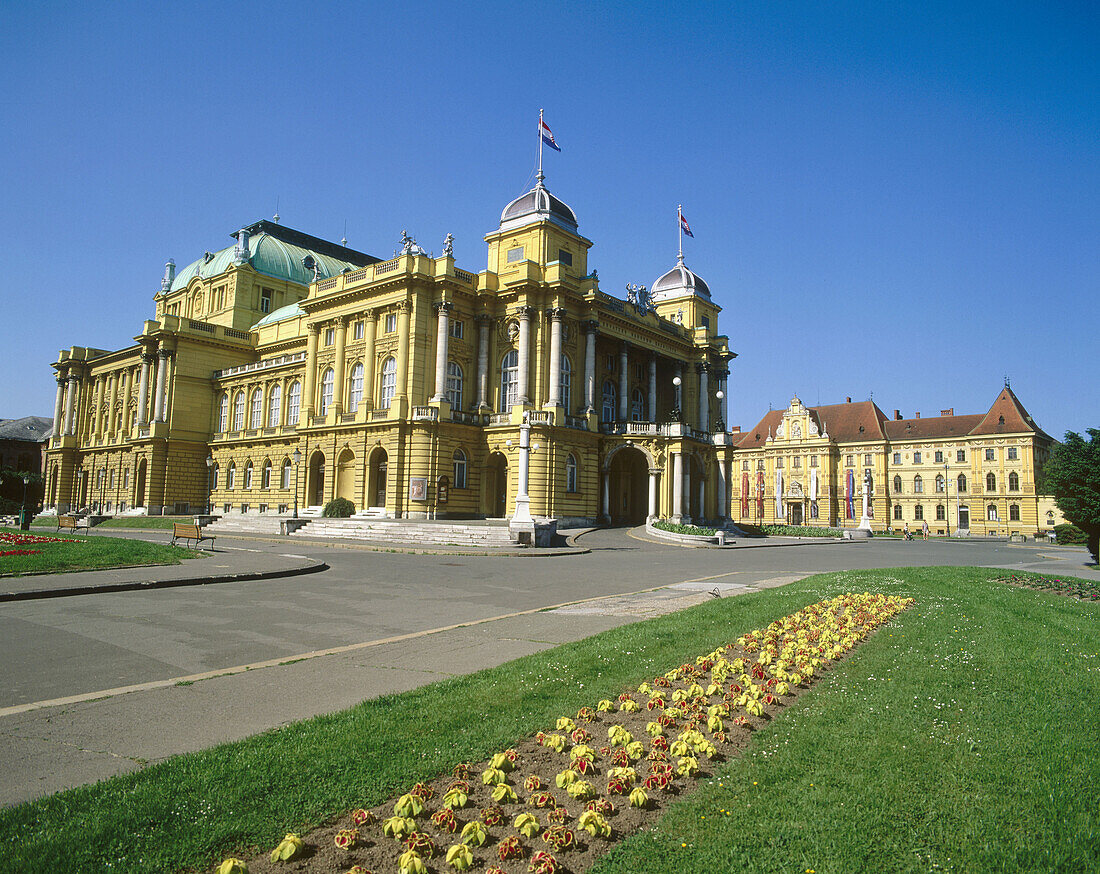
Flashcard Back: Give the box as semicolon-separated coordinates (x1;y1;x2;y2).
922;520;929;540
903;522;911;540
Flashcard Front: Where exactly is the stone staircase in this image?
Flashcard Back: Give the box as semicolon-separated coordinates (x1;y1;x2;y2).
290;518;517;548
203;515;289;536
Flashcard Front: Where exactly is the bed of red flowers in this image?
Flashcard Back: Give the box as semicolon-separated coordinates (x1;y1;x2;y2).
0;531;82;546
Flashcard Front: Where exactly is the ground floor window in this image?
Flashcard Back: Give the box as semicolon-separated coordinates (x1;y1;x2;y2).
453;449;467;489
936;504;945;520
914;504;924;520
1009;503;1020;521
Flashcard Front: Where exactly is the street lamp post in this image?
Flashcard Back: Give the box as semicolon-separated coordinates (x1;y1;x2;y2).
20;474;31;530
944;459;951;537
205;456;214;515
671;376;682;422
714;389;725;432
293;448;302;519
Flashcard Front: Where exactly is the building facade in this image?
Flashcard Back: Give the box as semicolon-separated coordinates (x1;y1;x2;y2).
45;174;736;526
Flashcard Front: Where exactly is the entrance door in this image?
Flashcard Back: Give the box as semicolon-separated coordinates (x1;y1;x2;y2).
376;462;387;507
608;447;649;525
789;502;803;526
336;448;356;509
484;453;508;517
309;451;326;506
135;459;146;508
958;506;970;530
368;447;388;510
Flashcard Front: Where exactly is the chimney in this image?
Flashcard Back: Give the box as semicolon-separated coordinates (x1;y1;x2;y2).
161;259;175;294
846;397;852;403
940;408;954;416
915;412;921;419
894;409;901;420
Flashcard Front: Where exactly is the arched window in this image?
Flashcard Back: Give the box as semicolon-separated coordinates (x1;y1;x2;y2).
453;448;467;489
226;462;236;490
250;388;263;429
217;394;229;432
630;387;645;422
1009;503;1020;521
893;475;902;494
500;350;519;410
893;504;902;520
211;463;219;489
936;504;945;520
1008;471;1019;491
261;459;272;489
913;475;923;494
268;384;282;428
281;457;292;489
914;504;924;520
287;381;301;425
232;391;245;431
958;473;967;493
348;363;364;413
380;357;397;409
447;362;463;410
560;355;572;412
319;368;335;415
566;453;578;492
987;503;998;521
244;460;254;489
986;472;996;492
935;474;945;493
602;381;617;423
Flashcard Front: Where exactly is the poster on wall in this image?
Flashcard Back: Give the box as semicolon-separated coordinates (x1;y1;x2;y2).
409;476;427;502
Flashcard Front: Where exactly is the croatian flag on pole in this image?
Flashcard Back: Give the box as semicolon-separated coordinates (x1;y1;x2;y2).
679;211;694;238
540;118;561;152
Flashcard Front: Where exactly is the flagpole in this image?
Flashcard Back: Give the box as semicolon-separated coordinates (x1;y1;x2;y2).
537;108;544;181
677;204;683;262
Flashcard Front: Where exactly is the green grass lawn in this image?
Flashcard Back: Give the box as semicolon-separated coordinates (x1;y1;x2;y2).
0;527;197;575
1;567;1097;873
30;515;190;530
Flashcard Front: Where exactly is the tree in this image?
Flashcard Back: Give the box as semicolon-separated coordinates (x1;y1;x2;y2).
1043;429;1100;564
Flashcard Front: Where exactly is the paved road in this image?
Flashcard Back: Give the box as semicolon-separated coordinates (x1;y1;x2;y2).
0;528;1093;805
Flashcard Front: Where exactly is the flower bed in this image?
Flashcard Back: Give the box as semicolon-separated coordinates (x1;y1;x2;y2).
213;593;912;874
992;572;1100;601
0;531;82;546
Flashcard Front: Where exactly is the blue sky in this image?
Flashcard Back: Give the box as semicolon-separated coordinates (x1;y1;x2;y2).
1;1;1096;439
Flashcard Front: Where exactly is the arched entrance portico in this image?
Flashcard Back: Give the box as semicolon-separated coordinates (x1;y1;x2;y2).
336;447;355;508
607;445;649;525
483;452;508;518
367;446;388;511
308;450;326;507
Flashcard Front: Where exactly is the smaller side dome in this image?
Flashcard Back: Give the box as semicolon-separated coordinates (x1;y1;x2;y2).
651;256;711;301
499;172;578;233
250;301;305;330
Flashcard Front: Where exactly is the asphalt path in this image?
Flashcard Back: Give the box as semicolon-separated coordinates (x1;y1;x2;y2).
1;528;1091;709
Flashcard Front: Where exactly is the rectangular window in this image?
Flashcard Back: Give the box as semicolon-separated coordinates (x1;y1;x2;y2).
606;354;616;372
507;246;524;263
810;455;818;468
985;448;995;461
385;313;397;333
914;452;922;464
743;460;750;471
557;249;572;266
701;316;710;330
793;456;801;469
846;455;854;466
777;458;783;469
864;453;873;466
353;321;364;340
324;327;335;346
957;450;966;462
1007;447;1018;460
449;320;464;340
893;452;901;464
260;289;272;313
934;450;944;463
635;363;644;381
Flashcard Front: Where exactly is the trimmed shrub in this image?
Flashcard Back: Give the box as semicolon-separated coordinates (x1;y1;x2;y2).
322;497;355;518
762;524;842;538
1054;523;1088;545
652;520;716;537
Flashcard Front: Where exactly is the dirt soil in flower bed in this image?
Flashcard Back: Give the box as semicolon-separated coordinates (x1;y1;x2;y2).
216;595;911;874
992;573;1100;601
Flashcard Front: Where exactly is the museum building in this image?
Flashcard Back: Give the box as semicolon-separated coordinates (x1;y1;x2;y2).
43;170;1058;536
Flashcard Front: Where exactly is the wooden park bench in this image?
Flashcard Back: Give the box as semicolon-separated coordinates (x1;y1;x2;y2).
57;515;85;535
170;522;215;550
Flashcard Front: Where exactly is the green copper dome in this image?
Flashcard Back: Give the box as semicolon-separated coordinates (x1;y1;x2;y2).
251;301;305;329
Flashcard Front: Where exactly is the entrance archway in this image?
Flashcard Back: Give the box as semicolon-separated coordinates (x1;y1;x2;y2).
308;450;326;506
484;452;508;518
135;459;147;508
336;448;356;508
368;446;388;510
608;446;649;525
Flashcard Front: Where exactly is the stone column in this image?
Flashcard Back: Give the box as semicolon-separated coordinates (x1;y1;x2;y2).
618;343;629;421
648;468;660;522
302;323;319;423
716;456;728;523
584;320;598;412
718;370;729;430
431;302;452;402
152;349;170;423
546;308;564;408
516;306;533;405
93;377;105;436
601;469;611;520
332;318;348;415
137;352;153;425
119;370;130;433
395;300;411;402
671;452;683;524
107;374;119;438
648;354;657;422
52;376;65;439
64;374;78;435
475;315;492;409
160;351;175;422
362;310;376;409
697;364;709;433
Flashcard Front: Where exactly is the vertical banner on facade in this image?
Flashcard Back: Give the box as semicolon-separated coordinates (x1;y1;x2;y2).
775;471;784;519
845;469;855;519
741;472;749;517
809;468;819;519
756;471;764;517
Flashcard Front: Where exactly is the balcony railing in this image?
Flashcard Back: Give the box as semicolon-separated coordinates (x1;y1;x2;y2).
412;406;438;422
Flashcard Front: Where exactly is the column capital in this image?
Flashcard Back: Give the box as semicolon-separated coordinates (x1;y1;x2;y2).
396;299;413;313
158;348;172;360
583;319;600;335
434;300;454;314
67;372;81;383
545;306;567;320
306;322;319;336
56;374;68;387
513;305;536;318
334;315;349;328
475;313;494;326
362;307;376;321
696;362;707;375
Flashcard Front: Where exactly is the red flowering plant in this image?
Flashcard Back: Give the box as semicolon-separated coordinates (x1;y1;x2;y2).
0;532;80;546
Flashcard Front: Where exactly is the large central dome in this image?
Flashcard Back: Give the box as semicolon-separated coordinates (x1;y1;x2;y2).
499;171;578;233
651;255;711;301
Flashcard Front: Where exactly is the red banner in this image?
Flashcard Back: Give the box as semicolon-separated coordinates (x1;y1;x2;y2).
741;472;749;517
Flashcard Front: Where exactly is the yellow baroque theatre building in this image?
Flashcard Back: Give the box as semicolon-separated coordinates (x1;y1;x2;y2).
43;169;1058;537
